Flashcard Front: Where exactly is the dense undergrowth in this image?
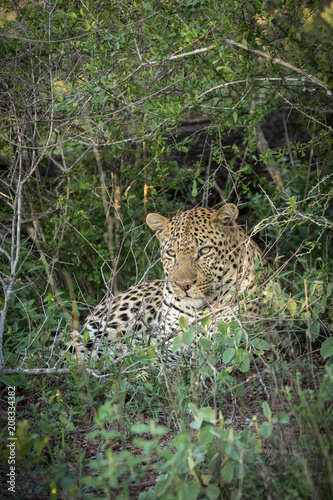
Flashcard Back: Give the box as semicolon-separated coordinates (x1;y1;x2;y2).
1;0;333;498
1;342;332;499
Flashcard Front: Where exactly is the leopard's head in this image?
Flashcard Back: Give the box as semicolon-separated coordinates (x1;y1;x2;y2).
147;204;249;300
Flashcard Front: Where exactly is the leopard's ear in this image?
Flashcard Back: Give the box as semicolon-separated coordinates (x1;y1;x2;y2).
146;213;170;234
212;204;239;227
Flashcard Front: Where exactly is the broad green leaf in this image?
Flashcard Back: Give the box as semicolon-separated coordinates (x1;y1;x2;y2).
147;346;155;359
239;356;250;373
222;461;234;483
234;385;246;397
188;402;199;417
252;338;271;351
234;329;242;347
189;418;203;430
199;338;212;351
201;315;211;329
262;402;271;420
199;406;217;423
272;413;290;424
217;322;228;335
155;474;172;496
223;347;236;364
205;484;221;499
130;423;150;433
198;425;214;445
179;315;189;331
0;374;17;387
200;365;213;377
181;481;200;500
320;338;333;359
240;428;251;444
288;300;297;315
172;334;183;352
260;422;273;438
183;329;195;345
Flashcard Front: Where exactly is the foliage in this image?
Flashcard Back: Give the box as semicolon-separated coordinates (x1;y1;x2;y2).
1;362;332;499
0;0;332;498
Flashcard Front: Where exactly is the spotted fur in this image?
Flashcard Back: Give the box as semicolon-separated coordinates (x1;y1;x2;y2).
74;204;267;362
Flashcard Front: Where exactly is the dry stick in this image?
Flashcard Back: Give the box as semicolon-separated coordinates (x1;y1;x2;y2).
113;158;122;277
2;368;72;375
142;113;148;218
168;44;217;60
0;158;22;369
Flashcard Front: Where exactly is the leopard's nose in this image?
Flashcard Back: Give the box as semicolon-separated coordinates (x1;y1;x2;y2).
176;282;191;292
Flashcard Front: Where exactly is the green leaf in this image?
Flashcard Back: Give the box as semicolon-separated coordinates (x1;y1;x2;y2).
252;338;271;351
199;406;217;423
260;422;272;438
234;385;246;397
240;428;251;444
206;484;221;499
183;329;195;345
0;374;17;387
200;365;213;377
262;402;271;420
155;475;172;496
147;346;155;359
131;423;150;433
173;334;183;352
223;347;236;364
217;322;228;335
189;418;202;430
179;315;189;331
83;330;89;343
288;300;298;315
320;338;333;359
199;338;212;351
198;425;214;445
272;412;290;424
222;461;234;483
201;315;211;329
239;356;250;373
182;481;200;500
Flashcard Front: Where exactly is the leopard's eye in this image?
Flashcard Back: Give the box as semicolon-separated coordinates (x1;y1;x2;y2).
198;247;211;257
166;249;176;258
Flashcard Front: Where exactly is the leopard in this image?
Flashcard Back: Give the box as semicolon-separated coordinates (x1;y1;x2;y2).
70;203;267;365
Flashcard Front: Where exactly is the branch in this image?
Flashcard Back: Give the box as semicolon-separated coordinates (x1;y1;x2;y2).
164;39;331;97
224;38;332;97
1;368;72;375
21;207;54;224
169;44;217;60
